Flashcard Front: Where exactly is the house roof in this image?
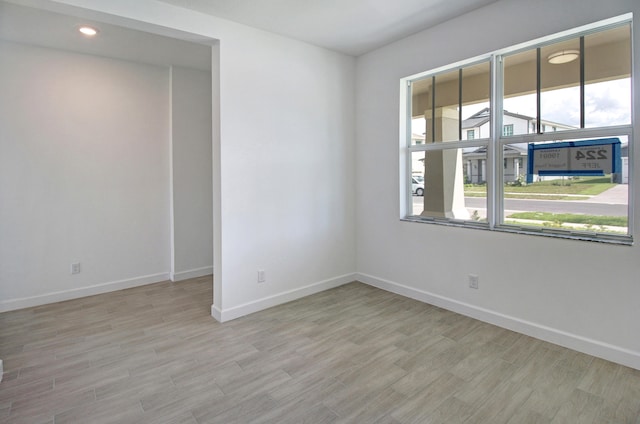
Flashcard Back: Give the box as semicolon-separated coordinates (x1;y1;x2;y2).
461;107;577;130
461;108;491;129
463;143;528;158
461;107;535;129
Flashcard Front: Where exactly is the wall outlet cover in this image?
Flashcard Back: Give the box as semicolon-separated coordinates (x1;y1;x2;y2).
469;274;479;289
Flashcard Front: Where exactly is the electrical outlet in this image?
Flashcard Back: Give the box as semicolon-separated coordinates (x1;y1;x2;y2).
71;262;81;274
257;269;266;283
468;274;479;289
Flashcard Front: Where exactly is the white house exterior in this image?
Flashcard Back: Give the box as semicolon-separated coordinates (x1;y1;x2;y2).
462;108;574;183
410;108;627;185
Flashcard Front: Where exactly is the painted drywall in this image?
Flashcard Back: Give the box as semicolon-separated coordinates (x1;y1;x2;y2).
214;23;357;318
0;40;171;308
356;0;640;368
3;0;357;319
170;65;213;281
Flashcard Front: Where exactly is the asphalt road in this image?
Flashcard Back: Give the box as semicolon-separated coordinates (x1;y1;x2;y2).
413;196;627;216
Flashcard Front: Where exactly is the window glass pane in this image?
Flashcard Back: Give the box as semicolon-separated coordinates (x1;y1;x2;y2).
409;152;424;216
412;63;491;144
502;137;629;236
432;69;460;142
541;37;581;130
502;143;528;184
584;24;631;127
411;149;487;222
410;78;431;146
503;49;537;136
461;61;491;140
410;151;425;215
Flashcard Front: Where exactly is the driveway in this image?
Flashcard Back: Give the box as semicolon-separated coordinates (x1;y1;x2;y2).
584;184;628;204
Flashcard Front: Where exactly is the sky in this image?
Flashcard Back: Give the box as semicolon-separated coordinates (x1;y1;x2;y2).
504;78;631;128
412;77;631;135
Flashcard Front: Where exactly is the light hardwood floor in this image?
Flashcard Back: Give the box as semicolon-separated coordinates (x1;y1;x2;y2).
1;277;639;423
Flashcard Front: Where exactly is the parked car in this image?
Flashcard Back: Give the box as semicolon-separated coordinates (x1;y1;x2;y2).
412;176;424;196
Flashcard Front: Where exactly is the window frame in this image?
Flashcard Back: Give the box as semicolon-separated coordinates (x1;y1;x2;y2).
400;13;634;244
402;56;493;229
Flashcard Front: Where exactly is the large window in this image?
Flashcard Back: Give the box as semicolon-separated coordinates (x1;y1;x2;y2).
402;15;633;243
407;61;491;223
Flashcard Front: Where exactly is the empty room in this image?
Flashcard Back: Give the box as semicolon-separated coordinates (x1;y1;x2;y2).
1;0;639;423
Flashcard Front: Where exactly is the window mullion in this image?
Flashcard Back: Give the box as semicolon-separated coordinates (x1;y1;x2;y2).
489;55;503;229
536;47;541;134
403;80;413;217
580;36;585;129
458;68;463;141
430;75;436;143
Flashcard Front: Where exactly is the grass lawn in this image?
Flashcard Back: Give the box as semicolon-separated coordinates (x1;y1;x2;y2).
507;211;627;227
465;176;615;200
465;192;588;200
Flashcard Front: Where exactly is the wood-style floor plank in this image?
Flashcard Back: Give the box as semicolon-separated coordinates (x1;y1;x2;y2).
1;277;639;423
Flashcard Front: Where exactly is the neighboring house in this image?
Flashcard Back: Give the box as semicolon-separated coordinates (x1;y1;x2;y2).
464;144;528;184
462;108;574;183
412;108;627;184
462;107;574;141
411;132;425;145
614;144;630;184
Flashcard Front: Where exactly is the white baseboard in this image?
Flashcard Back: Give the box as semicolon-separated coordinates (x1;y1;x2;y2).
211;273;357;323
357;272;640;371
211;304;222;322
0;273;170;313
170;266;213;282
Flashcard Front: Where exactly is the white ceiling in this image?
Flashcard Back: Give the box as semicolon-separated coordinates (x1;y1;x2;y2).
0;0;500;68
0;1;212;70
156;0;499;56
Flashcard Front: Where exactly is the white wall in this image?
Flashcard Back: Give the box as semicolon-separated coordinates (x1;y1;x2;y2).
170;65;213;281
502;115;529;135
3;0;357;320
0;40;171;309
356;0;640;369
215;25;357;319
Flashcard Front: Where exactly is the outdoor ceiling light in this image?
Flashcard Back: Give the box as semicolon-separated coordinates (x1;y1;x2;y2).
547;49;579;64
78;26;99;37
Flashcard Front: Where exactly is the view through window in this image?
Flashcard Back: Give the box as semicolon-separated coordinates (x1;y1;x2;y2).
404;17;632;243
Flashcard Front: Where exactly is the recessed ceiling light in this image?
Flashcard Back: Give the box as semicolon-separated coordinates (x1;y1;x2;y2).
547;49;579;64
78;26;99;37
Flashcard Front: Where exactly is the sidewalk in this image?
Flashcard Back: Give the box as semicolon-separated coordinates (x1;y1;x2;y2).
584;184;628;205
